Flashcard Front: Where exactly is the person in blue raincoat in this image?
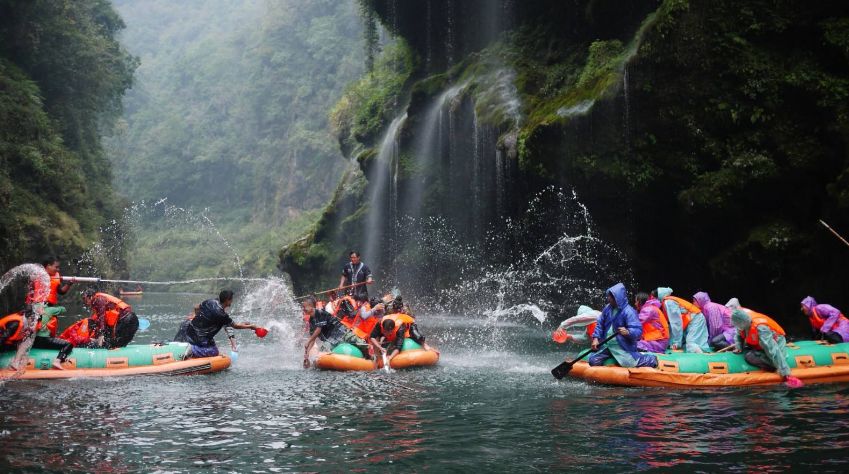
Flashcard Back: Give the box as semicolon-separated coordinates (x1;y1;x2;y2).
588;283;658;368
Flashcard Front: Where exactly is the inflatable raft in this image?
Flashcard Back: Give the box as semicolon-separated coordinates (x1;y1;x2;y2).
0;342;230;380
567;340;849;387
315;339;439;372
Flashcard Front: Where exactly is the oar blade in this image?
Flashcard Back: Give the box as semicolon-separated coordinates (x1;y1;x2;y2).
551;360;574;379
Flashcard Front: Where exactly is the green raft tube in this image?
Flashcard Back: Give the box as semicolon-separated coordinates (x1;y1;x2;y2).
0;342;231;379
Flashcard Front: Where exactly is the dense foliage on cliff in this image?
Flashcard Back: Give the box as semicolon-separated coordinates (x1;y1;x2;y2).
0;0;137;270
107;0;364;279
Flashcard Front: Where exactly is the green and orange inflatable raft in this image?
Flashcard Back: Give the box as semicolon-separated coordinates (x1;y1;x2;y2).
315;339;439;371
566;340;849;387
0;342;230;379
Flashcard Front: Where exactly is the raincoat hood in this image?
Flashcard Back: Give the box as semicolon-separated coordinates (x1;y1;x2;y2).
801;296;817;311
725;298;741;310
576;305;597;317
657;287;673;299
731;309;751;331
693;292;711;310
607;283;629;309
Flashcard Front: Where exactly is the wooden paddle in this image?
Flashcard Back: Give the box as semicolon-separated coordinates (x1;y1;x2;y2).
551;331;618;379
294;281;371;301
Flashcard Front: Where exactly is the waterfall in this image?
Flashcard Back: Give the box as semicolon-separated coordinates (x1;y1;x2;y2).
364;113;407;268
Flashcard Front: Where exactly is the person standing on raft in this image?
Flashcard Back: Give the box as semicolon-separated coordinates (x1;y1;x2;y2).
657;287;711;353
184;290;262;358
692;291;735;350
302;296;367;368
339;251;373;301
731;309;803;388
82;289;140;349
588;283;658;368
801;296;849;344
10;259;75;370
634;292;669;353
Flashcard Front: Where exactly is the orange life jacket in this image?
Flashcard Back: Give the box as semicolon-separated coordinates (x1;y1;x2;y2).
809;307;848;332
641;305;670;341
661;296;701;330
379;313;415;342
0;312;26;345
25;276;50;305
47;274;62;305
93;292;131;327
350;302;381;340
60;318;94;346
741;315;786;350
332;295;360;326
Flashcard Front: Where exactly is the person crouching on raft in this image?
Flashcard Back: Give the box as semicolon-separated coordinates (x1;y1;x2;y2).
82;289;139;349
634;292;668;353
302;296;368;368
0;311;72;370
368;314;435;365
801;296;849;344
731;309;803;388
693;291;735;351
184;290;261;358
589;283;658;368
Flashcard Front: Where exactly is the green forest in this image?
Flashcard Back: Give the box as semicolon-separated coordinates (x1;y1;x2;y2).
106;0;365;280
0;0;136;271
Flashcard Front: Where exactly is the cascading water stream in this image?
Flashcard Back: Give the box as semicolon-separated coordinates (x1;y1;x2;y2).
364;113;407;267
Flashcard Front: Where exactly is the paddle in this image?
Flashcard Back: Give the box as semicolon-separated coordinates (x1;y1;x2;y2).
381;350;391;373
716;344;737;353
138;318;151;332
294;281;370;301
819;219;849;249
551;331;618;379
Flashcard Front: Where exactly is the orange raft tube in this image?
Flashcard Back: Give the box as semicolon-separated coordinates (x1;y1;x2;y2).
565;340;849;387
0;343;230;380
315;340;439;372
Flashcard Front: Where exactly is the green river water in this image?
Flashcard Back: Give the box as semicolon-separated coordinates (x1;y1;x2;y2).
2;292;849;472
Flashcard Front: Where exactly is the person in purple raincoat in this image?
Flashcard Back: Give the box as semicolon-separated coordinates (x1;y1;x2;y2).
693;291;734;350
801;296;849;343
588;283;658;368
635;292;668;353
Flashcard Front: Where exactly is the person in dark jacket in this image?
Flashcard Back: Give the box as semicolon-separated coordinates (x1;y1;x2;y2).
184;290;261;358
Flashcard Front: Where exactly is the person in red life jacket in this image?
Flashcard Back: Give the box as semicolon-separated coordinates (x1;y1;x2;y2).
0;312;27;348
368;313;435;363
25;256;75;338
1;310;72;370
801;296;849;343
731;309;803;388
302;296;367;368
338;251;374;301
634;292;669;353
182;290;262;358
82;289;140;349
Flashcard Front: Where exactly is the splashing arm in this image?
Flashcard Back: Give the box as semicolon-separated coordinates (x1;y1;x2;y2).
303;328;322;368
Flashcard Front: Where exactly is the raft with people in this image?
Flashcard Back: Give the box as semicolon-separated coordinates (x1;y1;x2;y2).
0;342;230;379
566;341;849;387
315;338;440;371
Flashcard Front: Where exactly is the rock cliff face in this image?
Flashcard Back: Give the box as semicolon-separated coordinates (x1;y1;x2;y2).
282;0;849;319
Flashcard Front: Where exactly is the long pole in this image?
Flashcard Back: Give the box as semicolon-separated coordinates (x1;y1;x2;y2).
820;219;849;249
294;281;370;301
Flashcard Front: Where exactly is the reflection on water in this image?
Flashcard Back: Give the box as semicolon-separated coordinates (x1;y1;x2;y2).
2;293;849;471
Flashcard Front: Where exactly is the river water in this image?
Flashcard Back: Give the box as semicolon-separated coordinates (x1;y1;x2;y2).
2;292;849;472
